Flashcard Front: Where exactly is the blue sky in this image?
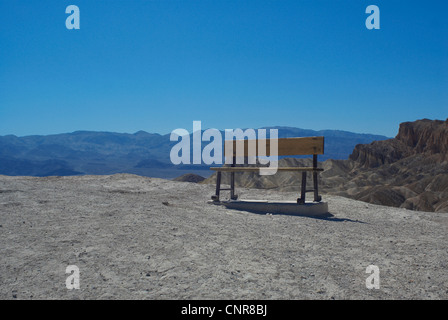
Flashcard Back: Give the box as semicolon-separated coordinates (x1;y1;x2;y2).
0;0;447;137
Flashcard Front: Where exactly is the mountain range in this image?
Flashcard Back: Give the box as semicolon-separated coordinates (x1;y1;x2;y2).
2;119;447;212
0;127;388;178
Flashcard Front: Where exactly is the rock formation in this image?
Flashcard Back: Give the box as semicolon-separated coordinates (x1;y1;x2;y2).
350;118;448;167
341;119;448;211
172;173;206;183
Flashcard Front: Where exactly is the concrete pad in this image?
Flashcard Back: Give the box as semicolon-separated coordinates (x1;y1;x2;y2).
209;199;329;217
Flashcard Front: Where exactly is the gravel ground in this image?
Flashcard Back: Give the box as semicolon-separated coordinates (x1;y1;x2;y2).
1;174;447;300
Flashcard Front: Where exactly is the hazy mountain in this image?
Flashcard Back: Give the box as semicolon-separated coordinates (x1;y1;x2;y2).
0;127;389;179
262;126;389;160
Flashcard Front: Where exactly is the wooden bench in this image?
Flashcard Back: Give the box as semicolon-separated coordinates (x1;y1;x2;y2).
210;136;324;204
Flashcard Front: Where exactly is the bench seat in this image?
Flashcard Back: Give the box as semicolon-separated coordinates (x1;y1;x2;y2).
210;167;324;172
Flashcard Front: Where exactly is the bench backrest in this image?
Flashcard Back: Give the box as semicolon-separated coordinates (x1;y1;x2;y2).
224;136;324;157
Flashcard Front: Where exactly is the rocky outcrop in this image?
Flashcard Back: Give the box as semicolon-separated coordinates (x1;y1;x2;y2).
173;173;206;183
349;138;411;168
396;119;448;154
342;119;448;212
349;118;448;168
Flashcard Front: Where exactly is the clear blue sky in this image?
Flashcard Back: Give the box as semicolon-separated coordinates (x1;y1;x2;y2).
1;0;447;137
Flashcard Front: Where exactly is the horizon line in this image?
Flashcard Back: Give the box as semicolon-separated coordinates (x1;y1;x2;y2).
0;125;395;139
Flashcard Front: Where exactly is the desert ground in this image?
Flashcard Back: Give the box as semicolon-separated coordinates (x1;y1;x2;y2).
1;173;447;300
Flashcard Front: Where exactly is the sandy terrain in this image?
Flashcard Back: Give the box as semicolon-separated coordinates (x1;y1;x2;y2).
1;173;447;300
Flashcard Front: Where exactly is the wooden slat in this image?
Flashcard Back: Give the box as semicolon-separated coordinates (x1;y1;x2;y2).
224;136;324;157
210;167;324;172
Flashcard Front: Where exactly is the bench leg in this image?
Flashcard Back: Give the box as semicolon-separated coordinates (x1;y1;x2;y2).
313;171;321;202
230;171;238;200
212;171;222;202
229;156;238;200
313;155;322;202
298;172;307;204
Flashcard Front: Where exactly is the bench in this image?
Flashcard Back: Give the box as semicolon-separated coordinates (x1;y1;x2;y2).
210;136;324;204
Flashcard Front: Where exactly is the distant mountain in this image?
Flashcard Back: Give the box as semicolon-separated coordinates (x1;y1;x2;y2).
263;126;388;161
203;119;448;213
0;127;389;179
